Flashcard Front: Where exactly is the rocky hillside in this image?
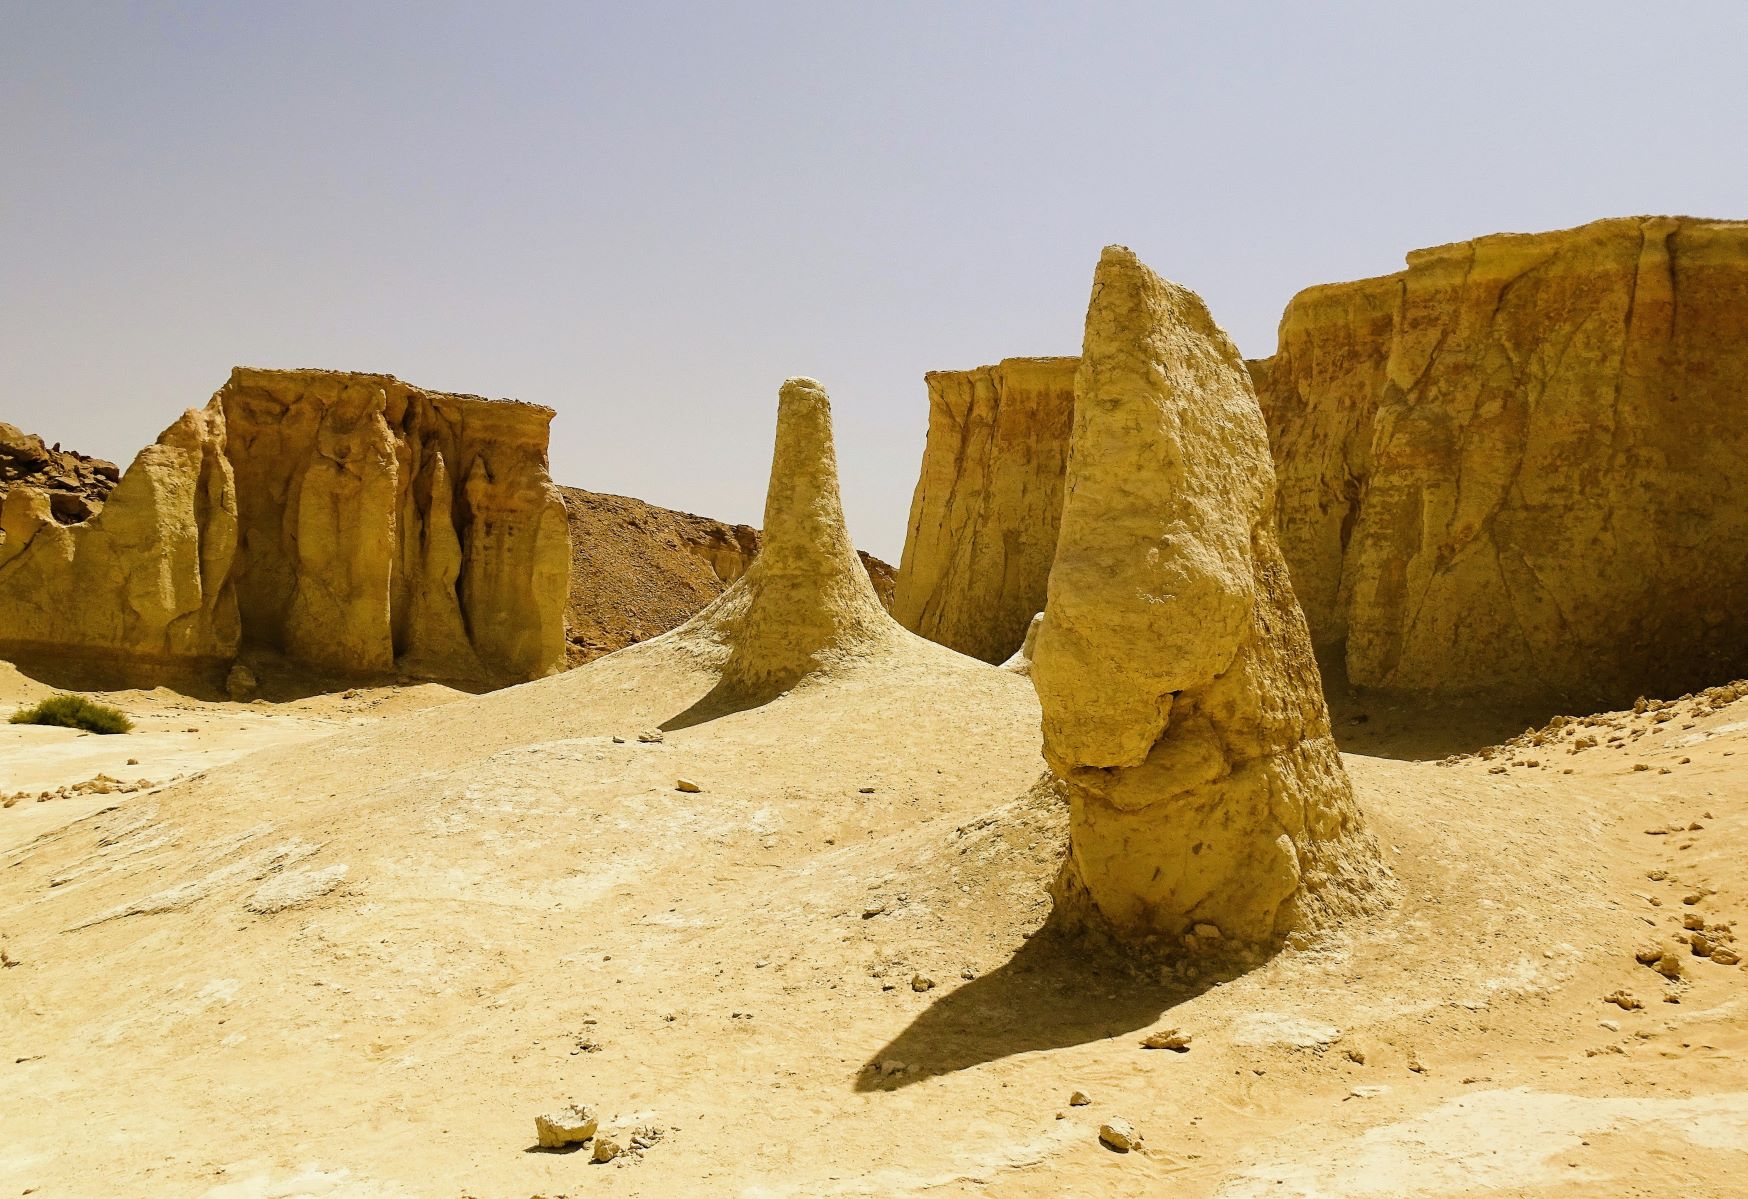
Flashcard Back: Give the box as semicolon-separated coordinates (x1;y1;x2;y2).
0;421;118;524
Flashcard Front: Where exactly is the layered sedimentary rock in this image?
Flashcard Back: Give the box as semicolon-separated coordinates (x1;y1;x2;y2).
560;487;895;666
1034;246;1385;954
0;368;570;684
0;408;239;668
0;423;119;523
894;357;1074;663
1254;215;1748;701
670;377;904;704
217;368;569;681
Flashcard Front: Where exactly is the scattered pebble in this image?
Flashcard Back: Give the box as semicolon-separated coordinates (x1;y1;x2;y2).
1069;1090;1091;1106
1141;1030;1192;1052
1604;990;1643;1010
592;1134;622;1163
675;779;702;793
911;974;934;992
636;730;664;744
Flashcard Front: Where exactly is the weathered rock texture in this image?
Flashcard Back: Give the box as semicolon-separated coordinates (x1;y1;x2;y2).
219;368;569;682
1034;246;1384;954
1254;215;1748;702
0;408;239;669
0;422;120;523
670;377;903;704
0;368;569;684
560;487;895;666
894;357;1074;663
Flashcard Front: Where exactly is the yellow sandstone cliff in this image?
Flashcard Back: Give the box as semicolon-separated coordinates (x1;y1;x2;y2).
0;368;570;684
1254;215;1748;702
893;357;1074;663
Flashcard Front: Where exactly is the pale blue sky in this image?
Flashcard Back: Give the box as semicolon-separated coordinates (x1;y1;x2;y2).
4;2;1743;559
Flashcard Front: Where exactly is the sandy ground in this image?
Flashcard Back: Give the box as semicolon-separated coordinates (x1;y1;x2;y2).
1;641;1744;1198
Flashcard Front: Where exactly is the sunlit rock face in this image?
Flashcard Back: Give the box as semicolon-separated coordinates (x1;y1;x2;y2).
1254;215;1748;704
0;367;570;685
1035;246;1387;956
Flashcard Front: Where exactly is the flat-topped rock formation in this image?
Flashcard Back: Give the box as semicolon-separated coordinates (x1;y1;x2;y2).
1034;246;1386;955
0;368;570;685
560;487;895;666
892;217;1748;705
1253;215;1748;703
893;357;1074;663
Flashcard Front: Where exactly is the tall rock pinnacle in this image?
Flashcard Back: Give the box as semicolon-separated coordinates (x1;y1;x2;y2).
1034;246;1389;956
681;377;895;703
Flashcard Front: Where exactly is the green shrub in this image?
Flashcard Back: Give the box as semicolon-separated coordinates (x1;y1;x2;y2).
9;694;133;734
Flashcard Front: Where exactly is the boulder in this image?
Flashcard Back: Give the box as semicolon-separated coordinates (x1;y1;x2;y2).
534;1103;598;1148
893;358;1074;663
1033;247;1387;953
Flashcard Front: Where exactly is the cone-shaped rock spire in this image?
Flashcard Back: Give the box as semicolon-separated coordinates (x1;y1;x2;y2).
1034;246;1389;956
676;377;895;704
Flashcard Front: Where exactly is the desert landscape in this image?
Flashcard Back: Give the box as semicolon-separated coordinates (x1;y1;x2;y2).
3;222;1746;1199
5;7;1748;1195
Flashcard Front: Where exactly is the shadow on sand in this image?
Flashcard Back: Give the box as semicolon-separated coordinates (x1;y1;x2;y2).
854;928;1226;1092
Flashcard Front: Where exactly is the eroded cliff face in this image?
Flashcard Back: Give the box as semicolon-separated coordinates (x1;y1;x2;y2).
0;368;570;684
893;357;1074;663
1036;247;1385;955
0;407;239;670
1254;215;1748;702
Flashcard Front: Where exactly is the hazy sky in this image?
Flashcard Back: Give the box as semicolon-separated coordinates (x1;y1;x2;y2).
4;3;1744;560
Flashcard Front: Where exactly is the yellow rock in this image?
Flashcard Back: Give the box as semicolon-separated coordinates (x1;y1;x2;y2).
672;377;901;707
0;367;570;686
1253;215;1748;702
893;358;1074;663
1035;246;1388;952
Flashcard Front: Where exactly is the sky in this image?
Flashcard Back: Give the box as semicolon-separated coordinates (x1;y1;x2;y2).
3;2;1744;561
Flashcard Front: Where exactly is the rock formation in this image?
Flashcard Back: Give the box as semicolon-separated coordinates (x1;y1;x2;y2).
0;367;570;684
1033;246;1385;954
0;407;238;669
668;377;903;704
0;422;119;524
1253;215;1748;702
893;357;1074;663
560;487;895;666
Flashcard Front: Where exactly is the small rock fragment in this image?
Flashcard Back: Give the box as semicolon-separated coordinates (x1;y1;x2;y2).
534;1103;598;1148
911;974;934;992
1098;1118;1139;1152
1141;1030;1192;1052
1711;946;1741;966
637;730;664;743
1604;990;1643;1010
675;778;702;793
592;1134;622;1163
1069;1090;1092;1106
